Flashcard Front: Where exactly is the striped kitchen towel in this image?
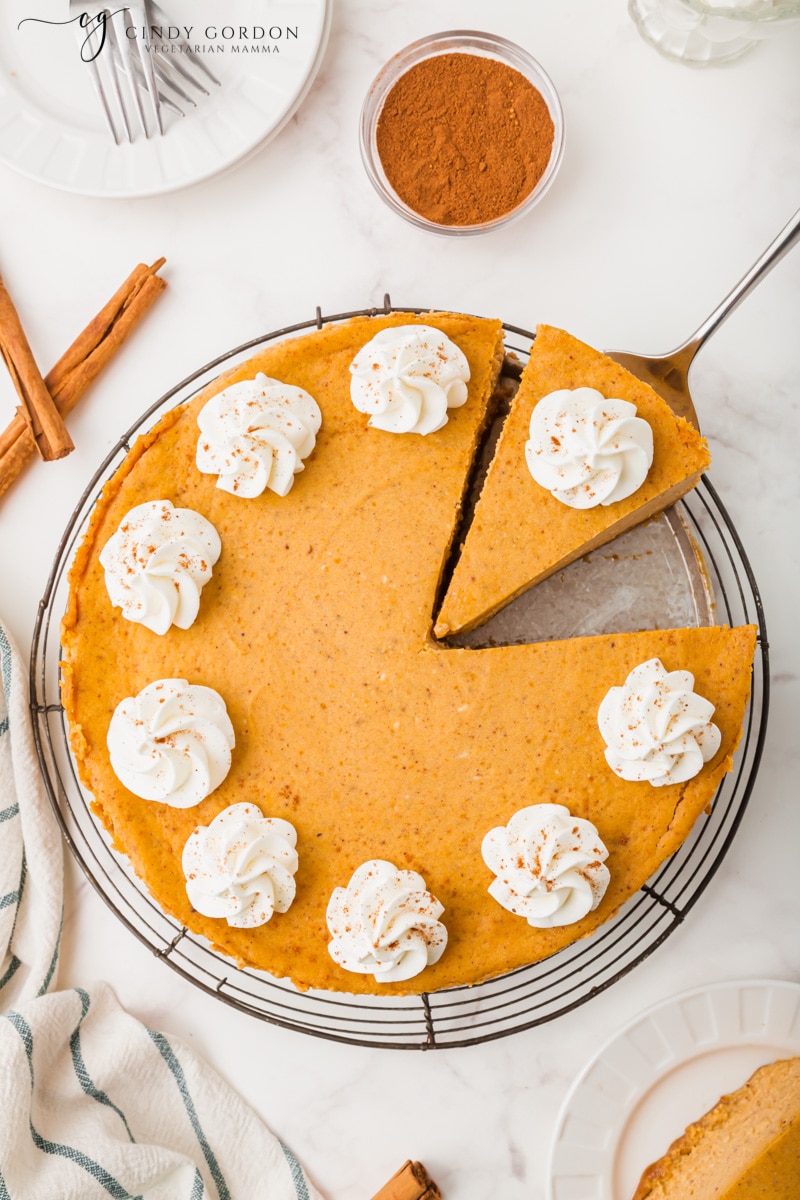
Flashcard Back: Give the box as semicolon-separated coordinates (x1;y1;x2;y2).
0;619;63;1009
0;618;321;1200
0;982;321;1200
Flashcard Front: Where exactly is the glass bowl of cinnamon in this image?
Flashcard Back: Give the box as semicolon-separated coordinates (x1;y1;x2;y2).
360;30;565;237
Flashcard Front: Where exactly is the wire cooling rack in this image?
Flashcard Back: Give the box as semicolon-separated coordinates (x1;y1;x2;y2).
30;302;770;1050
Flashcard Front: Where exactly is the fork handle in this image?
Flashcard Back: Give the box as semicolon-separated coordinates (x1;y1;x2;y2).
676;206;800;367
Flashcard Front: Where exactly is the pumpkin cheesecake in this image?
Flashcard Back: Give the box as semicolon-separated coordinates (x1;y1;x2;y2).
633;1057;800;1198
435;325;710;637
61;312;756;995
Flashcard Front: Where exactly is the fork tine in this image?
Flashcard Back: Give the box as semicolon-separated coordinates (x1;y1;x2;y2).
97;9;183;121
108;9;149;137
82;14;132;143
80;26;121;144
149;0;221;86
152;66;198;109
149;84;184;118
149;52;203;106
124;8;164;135
151;44;210;97
119;46;186;116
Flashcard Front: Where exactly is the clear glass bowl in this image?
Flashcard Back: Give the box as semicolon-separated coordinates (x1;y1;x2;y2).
629;0;800;65
359;30;565;237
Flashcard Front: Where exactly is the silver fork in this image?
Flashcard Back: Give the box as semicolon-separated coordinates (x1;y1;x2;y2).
146;0;221;99
70;2;162;143
70;1;221;144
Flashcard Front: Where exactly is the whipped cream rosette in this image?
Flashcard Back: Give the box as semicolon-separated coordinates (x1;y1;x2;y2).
182;802;298;928
99;500;221;635
525;386;654;508
196;372;322;498
107;678;235;807
482;803;610;928
349;324;470;435
598;657;722;786
327;859;447;982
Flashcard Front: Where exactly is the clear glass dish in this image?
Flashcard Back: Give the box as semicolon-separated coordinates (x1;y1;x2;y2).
629;0;800;65
359;31;565;237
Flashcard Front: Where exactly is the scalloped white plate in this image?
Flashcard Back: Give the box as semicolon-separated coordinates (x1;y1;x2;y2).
548;979;800;1200
0;0;329;197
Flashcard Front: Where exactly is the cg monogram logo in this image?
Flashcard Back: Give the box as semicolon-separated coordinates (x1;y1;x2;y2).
19;11;117;62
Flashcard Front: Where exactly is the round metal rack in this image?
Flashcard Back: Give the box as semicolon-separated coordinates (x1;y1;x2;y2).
30;302;769;1049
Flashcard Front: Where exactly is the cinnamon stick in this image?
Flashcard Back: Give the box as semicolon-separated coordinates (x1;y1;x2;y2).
0;259;166;501
48;257;166;403
370;1160;442;1200
0;274;74;461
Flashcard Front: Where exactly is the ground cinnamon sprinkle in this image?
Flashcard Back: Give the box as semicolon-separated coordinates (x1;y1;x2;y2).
376;52;555;227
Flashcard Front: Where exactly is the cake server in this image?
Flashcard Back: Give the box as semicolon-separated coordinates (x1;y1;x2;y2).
606;206;800;431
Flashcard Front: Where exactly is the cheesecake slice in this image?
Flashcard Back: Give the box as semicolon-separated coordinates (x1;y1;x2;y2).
435;325;710;637
633;1057;800;1199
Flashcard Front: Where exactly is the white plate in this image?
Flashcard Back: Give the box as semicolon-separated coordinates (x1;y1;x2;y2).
548;979;800;1200
0;0;330;197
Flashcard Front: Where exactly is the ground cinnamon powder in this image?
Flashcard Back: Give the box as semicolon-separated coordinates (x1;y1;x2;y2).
376;52;555;227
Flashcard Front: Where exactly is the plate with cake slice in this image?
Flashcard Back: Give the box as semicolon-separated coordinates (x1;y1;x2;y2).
31;305;768;1047
548;978;800;1199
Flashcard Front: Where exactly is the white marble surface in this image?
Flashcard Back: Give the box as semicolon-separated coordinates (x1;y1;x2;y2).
1;2;799;1197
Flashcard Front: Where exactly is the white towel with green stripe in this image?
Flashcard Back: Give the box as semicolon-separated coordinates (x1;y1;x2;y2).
0;619;322;1200
0;620;63;1008
0;983;321;1200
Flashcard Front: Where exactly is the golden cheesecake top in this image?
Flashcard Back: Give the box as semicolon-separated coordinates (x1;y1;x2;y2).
61;313;755;994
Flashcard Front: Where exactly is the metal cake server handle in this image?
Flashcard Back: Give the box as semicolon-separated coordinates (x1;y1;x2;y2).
606;206;800;430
